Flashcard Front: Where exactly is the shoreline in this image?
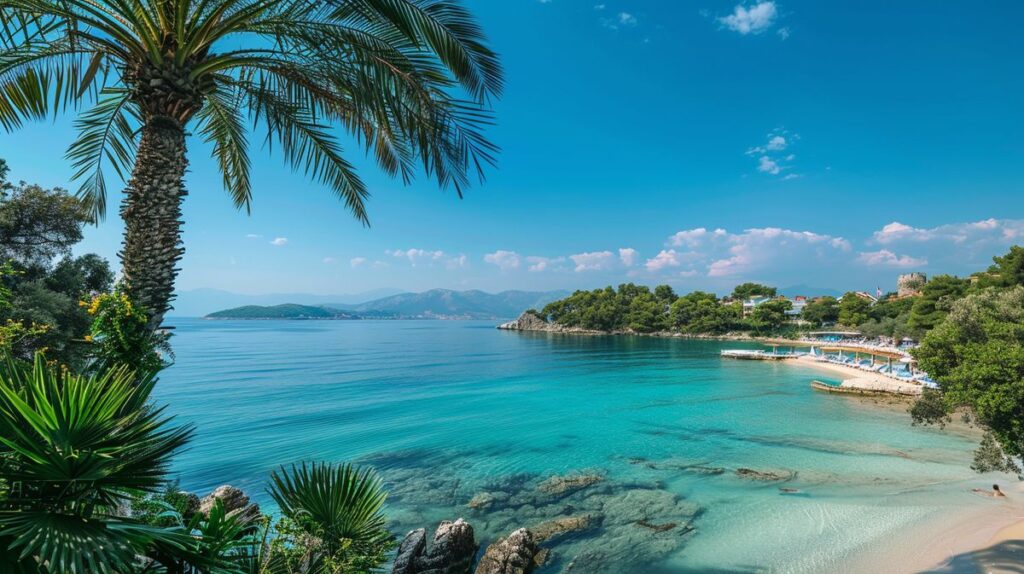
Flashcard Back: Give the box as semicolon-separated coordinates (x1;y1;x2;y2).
789;355;1024;572
791;354;924;396
845;481;1024;573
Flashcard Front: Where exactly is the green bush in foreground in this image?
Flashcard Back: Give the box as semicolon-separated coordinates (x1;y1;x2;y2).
0;355;192;572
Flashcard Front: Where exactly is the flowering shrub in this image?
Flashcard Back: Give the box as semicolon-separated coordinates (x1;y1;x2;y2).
83;289;169;373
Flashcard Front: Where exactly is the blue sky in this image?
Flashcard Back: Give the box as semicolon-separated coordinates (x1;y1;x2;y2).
2;0;1022;296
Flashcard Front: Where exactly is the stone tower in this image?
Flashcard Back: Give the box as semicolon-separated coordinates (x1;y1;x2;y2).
897;272;927;297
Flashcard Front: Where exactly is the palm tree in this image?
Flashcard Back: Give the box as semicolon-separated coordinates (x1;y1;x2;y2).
0;0;502;328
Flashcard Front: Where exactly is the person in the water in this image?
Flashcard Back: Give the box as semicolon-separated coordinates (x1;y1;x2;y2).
972;484;1006;498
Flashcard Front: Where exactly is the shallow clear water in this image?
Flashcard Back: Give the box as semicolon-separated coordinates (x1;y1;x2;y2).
158;319;1001;573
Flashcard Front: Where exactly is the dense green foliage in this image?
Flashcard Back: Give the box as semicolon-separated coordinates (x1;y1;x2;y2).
837;292;872;327
542;283;767;335
208;304;339;320
0;168;113;366
800;296;838;326
669;291;741;334
749;299;792;334
912;286;1024;472
0;356;193;573
906;275;969;334
730;282;777;300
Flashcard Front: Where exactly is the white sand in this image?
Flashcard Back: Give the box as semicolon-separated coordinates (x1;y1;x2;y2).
793;355;923;396
787;354;1024;572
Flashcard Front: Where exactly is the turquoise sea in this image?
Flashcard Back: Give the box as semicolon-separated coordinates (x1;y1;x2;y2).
158;319;1003;573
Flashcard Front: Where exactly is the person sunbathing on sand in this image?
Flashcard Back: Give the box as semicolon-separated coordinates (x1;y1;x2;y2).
972;484;1006;498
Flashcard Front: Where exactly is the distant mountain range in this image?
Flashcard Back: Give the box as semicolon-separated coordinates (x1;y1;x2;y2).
170;287;404;317
203;289;569;320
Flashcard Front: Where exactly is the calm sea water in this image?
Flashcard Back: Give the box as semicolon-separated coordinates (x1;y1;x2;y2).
158;319;1002;573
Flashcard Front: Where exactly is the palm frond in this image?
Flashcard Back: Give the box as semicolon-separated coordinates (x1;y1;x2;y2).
67;88;140;222
0;355;193;573
268;461;389;549
235;78;370;224
196;84;252;211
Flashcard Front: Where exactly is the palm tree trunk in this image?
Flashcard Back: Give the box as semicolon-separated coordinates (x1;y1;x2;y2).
120;118;188;330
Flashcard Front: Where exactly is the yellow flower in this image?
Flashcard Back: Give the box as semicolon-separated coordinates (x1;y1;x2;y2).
84;335;93;342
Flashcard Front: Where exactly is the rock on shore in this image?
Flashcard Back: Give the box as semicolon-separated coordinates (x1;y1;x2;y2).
392;519;478;574
475;528;543;574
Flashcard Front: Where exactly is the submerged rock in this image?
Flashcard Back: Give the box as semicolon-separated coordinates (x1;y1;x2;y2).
475;528;540;574
392;519;478;574
634;520;676;533
537;473;603;497
735;468;795;482
198;485;260;523
530;515;597;542
468;491;510;511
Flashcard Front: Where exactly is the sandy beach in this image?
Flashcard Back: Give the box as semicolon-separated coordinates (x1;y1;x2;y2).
792;355;1024;573
844;481;1024;573
793;354;924;396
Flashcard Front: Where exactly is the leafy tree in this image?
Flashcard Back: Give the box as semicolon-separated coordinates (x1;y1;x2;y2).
730;282;777;300
837;293;871;327
911;287;1024;472
654;284;678;306
869;294;915;321
801;296;839;326
0;173;113;366
906;275;969;334
975;245;1024;288
625;291;666;333
1;0;502;330
670;291;736;334
749;299;791;333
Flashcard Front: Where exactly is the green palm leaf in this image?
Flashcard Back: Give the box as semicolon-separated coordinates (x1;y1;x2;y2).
0;355;193;573
268;461;389;552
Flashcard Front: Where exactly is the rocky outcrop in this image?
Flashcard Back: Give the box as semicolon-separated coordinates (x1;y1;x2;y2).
497;312;554;332
199;485;260;523
392;519;478;574
474;528;542;574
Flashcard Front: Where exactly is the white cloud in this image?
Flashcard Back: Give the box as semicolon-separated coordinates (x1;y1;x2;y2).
570;251;615;272
387;248;465;269
748;130;799;177
618;12;637;26
757;156;781;175
526;256;566;272
645;249;685;272
719;1;778;35
594;3;605;9
270;237;288;246
619;248;639;267
350;257;367;268
322;257;337;264
777;26;790;39
483;250;521;271
669;227;727;248
245;233;262;239
857;250;928;268
872;219;1024;245
657;226;851;278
